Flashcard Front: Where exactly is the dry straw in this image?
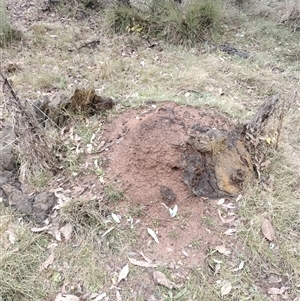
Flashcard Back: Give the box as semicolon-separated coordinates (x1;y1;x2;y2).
1;72;57;184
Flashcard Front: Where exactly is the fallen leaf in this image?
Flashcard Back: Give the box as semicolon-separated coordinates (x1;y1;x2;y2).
221;203;235;209
101;227;115;238
169;205;178;218
153;271;177;289
215;245;231;256
236;194;243;202
55;294;79;301
139;251;153;263
233;261;245;271
215;263;221;274
39;248;55;271
128;257;157;268
118;264;129;283
60;223;73;241
94;293;107;301
112;213;120;223
268;288;282;295
86;144;93;154
31;225;52;232
48;226;62;241
217;198;225;205
147;227;159;244
224;228;236;235
116;291;122;301
218;209;236;224
221;281;232;296
5;228;16;245
89;293;99;299
262;219;276;241
268;286;288;295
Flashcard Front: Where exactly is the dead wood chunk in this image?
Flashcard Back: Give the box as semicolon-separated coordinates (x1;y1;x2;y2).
93;95;115;110
160;185;177;203
0;124;16;171
245;94;279;133
183;127;253;198
33;94;70;126
68;89;115;114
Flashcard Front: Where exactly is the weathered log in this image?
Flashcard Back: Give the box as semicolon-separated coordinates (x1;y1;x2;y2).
244;94;280;133
182;126;253;198
183;94;286;198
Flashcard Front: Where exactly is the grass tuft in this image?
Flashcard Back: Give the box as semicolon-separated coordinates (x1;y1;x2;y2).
0;0;22;47
105;0;223;45
60;198;107;234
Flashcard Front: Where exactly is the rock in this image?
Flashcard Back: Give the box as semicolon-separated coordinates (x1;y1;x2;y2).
0;123;16;172
32;192;57;224
1;183;31;215
0;170;57;223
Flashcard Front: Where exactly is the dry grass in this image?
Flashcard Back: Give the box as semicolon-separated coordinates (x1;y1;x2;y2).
105;0;223;45
0;0;22;47
1;0;300;300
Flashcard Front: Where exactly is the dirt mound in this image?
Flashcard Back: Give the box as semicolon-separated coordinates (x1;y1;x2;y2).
103;102;249;264
104;102;249;203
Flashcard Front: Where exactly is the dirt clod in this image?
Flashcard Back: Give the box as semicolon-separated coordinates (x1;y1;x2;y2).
160;185;177;203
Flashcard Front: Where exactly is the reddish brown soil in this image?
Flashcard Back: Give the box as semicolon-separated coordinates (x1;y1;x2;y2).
103;102;237;265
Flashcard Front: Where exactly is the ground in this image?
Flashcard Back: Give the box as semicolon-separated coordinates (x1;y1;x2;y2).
0;0;300;301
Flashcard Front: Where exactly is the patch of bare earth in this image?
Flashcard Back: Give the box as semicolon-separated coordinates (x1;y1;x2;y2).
103;102;237;266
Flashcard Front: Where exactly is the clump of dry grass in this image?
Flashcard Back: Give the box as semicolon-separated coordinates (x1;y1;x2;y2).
0;0;22;47
1;73;58;186
105;0;223;45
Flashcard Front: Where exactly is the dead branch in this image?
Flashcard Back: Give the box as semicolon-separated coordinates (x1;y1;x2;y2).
1;71;58;183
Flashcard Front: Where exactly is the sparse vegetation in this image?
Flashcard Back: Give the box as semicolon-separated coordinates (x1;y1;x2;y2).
1;0;299;300
0;0;21;46
60;197;107;234
104;185;125;202
105;0;223;45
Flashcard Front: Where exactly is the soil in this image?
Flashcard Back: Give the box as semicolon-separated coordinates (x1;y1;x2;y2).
103;102;239;265
104;102;234;203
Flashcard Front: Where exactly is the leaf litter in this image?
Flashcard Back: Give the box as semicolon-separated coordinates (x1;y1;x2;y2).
118;264;129;284
153;270;178;289
129;257;157;268
215;245;231;256
39;243;57;272
261;218;276;241
221;281;232;296
147;227;159;244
